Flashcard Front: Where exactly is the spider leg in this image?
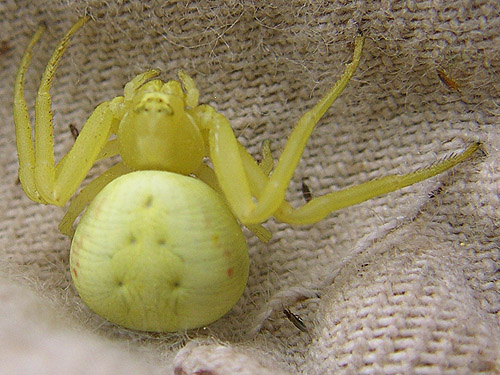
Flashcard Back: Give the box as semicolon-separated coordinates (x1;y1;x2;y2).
193;163;271;242
278;142;480;224
192;34;364;225
190;33;478;229
270;143;480;224
41;99;114;206
190;105;254;220
242;34;365;223
14;24;45;203
96;138;120;161
14;17;116;206
236;143;294;221
34;17;91;203
58;162;132;236
222;123;479;227
238;140;479;224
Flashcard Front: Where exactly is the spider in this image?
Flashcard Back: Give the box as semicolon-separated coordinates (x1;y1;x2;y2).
14;17;479;332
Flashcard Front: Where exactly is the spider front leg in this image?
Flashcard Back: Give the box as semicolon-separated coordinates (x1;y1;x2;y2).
191;33;365;225
193;99;479;228
235;140;480;224
193;33;479;228
14;16;114;206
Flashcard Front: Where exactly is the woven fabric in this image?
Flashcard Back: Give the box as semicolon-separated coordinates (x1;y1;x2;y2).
0;1;498;374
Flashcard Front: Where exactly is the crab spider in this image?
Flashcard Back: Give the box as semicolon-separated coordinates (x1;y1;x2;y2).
14;17;479;331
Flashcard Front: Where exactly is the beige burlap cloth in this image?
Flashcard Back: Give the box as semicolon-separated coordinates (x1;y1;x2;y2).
0;1;498;374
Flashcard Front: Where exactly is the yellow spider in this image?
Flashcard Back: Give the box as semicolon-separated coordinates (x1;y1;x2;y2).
14;17;479;332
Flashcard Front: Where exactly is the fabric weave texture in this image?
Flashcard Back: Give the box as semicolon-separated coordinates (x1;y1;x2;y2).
0;1;498;374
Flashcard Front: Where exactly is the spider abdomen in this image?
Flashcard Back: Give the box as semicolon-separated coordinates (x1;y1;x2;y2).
70;171;249;332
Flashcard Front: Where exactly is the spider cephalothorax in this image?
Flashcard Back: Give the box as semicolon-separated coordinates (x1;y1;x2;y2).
113;74;206;173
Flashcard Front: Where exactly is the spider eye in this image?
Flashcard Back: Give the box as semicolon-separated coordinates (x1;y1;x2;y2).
135;94;174;115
